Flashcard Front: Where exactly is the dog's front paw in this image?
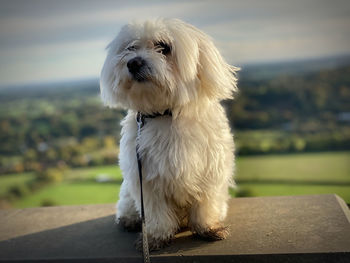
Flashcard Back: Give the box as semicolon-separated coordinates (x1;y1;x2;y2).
118;217;142;232
135;233;172;251
196;225;229;241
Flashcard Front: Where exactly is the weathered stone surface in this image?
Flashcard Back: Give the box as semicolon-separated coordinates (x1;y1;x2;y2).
0;194;349;262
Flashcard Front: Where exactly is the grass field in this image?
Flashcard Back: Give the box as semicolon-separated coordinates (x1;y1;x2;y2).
233;183;350;200
234;151;350;201
0;172;35;196
235;151;350;183
12;165;123;207
0;151;348;208
14;182;120;207
63;165;123;181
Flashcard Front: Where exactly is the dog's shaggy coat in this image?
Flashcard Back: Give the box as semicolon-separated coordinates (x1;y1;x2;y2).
100;18;238;250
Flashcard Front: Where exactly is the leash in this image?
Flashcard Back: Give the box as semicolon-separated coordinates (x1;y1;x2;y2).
135;110;172;263
136;112;150;263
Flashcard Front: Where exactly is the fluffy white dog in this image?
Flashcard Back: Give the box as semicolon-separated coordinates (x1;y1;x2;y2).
100;18;238;250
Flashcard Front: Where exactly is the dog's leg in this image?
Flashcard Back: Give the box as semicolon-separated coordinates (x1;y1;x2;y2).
189;195;229;241
134;188;179;251
116;181;141;231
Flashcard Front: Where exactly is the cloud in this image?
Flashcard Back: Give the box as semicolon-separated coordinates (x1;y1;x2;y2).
0;39;107;85
0;0;350;85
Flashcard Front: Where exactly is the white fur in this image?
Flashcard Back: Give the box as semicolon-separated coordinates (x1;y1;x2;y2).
100;18;238;246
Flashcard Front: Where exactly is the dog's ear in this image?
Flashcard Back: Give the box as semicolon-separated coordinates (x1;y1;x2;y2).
163;19;201;107
100;35;121;108
196;31;239;100
100;25;132;108
100;48;118;108
169;19;238;101
169;21;200;85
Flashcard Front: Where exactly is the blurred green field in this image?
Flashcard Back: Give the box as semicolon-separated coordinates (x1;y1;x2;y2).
233;151;350;202
14;182;121;207
235;151;350;183
1;151;349;208
63;165;123;181
234;184;350;201
0;172;35;196
12;165;123;207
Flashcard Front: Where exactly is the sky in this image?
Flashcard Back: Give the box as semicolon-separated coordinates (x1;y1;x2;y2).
0;0;349;86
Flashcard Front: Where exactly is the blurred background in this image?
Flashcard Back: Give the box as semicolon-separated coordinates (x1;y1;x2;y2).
0;0;349;209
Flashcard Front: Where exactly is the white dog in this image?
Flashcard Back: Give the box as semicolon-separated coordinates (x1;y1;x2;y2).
100;18;238;250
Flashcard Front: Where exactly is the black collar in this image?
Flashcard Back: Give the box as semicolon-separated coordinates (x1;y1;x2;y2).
139;109;172;119
136;109;172;128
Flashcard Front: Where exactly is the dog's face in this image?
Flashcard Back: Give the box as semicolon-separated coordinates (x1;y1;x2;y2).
100;19;238;114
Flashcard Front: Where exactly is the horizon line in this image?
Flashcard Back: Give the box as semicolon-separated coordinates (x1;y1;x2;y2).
1;53;350;89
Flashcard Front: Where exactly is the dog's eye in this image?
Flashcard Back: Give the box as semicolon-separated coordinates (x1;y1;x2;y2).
127;45;136;51
155;42;171;55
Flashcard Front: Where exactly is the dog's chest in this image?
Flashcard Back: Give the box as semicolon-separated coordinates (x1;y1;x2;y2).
137;117;192;181
138;117;174;174
124;114;207;204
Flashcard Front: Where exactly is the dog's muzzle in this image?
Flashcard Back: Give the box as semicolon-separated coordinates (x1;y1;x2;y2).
127;56;149;82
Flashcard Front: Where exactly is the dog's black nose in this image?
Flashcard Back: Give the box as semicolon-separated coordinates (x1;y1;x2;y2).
127;57;145;74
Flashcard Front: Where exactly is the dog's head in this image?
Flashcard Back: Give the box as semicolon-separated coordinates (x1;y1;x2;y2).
100;18;238;115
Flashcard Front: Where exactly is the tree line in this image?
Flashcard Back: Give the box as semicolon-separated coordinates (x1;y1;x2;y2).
0;64;349;174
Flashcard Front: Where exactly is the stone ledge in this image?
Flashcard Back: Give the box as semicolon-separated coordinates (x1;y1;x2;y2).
0;194;349;262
